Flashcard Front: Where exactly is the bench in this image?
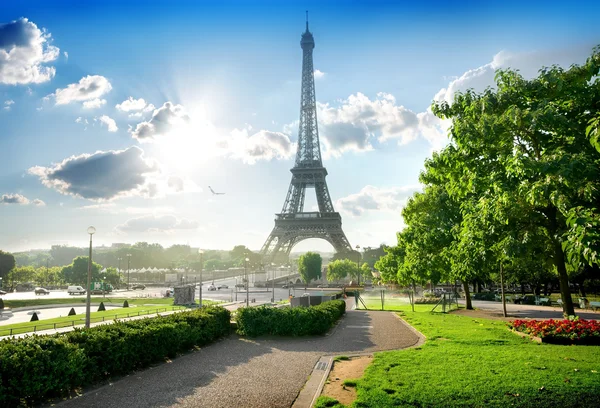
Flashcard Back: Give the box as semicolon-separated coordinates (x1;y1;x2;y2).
590;301;600;311
535;297;551;306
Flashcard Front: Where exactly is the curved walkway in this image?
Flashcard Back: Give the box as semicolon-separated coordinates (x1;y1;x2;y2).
55;305;419;408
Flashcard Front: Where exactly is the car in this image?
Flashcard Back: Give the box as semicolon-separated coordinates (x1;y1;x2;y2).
207;284;217;291
0;289;6;295
301;292;311;297
67;285;86;295
235;283;246;288
35;287;50;295
217;284;228;290
131;284;146;290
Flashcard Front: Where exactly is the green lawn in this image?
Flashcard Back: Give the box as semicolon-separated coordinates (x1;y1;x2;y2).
2;297;221;309
0;305;191;336
355;296;456;312
319;305;600;408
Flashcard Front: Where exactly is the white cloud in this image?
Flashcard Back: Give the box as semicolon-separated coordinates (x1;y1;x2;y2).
32;198;46;206
130;102;189;142
336;185;421;217
1;193;30;205
220;127;295;164
314;69;326;79
0;18;60;85
316;92;423;156
97;115;118;132
3;99;13;111
52;75;112;105
116;96;154;113
116;214;199;233
75;116;88;124
82;98;106;109
63;51;68;60
28;146;160;201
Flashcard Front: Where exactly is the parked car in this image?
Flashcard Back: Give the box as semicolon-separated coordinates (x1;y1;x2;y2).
0;289;6;295
235;283;246;288
132;284;146;290
207;284;217;291
217;284;228;290
34;287;50;295
301;292;311;297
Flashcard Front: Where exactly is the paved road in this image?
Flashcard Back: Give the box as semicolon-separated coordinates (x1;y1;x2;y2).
464;300;600;320
56;303;419;408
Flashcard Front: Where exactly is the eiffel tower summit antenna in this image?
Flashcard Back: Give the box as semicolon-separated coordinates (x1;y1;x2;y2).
260;17;353;264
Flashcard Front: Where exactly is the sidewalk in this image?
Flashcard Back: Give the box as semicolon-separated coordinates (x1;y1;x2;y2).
55;304;419;408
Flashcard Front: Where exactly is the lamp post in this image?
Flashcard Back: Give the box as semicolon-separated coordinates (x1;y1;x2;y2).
271;262;276;303
245;257;250;307
0;277;3;289
117;257;122;273
355;244;361;287
85;226;96;329
103;276;106;298
198;249;204;307
126;253;132;289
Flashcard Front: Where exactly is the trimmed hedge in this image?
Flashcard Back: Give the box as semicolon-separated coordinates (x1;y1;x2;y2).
0;306;230;407
235;299;346;337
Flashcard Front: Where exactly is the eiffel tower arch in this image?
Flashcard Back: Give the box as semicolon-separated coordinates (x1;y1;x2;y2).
260;17;353;264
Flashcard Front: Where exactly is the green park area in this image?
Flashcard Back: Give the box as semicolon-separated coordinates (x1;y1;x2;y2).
317;305;600;408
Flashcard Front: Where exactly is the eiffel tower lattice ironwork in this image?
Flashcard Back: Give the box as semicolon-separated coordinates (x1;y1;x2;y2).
260;17;353;263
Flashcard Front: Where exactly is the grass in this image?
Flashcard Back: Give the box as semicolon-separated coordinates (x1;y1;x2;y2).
343;305;600;407
343;379;358;387
355;297;457;312
2;297;221;309
334;355;351;362
0;305;191;336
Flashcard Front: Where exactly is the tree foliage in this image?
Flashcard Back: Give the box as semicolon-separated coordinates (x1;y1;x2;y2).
298;252;322;284
0;250;16;281
61;257;102;285
326;259;357;282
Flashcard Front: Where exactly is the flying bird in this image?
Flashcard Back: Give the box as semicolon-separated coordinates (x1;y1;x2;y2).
209;186;225;195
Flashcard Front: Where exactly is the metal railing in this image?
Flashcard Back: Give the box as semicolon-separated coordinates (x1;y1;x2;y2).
0;306;183;337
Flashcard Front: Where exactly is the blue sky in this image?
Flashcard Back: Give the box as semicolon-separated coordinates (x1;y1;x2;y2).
1;1;598;253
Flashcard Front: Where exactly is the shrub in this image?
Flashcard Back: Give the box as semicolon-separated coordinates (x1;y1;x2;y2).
123;300;129;308
0;306;231;406
0;336;86;407
97;302;106;311
472;292;496;301
235;300;346;337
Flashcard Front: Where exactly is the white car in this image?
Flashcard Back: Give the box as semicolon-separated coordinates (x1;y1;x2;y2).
207;284;217;291
217;284;228;290
67;285;86;295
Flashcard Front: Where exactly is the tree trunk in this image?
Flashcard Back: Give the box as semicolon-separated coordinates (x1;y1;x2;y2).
544;206;576;317
500;263;507;318
521;283;526;296
463;281;472;310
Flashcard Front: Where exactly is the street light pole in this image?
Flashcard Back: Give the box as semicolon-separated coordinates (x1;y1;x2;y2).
355;244;361;287
198;249;204;307
85;226;96;329
271;262;276;303
245;257;250;307
127;254;132;289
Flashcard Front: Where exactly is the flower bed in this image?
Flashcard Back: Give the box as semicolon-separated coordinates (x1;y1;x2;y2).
508;318;600;345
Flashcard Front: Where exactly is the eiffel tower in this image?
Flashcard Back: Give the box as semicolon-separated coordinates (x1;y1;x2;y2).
260;16;353;264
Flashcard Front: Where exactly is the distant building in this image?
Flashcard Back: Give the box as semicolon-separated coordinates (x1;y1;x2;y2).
111;243;129;249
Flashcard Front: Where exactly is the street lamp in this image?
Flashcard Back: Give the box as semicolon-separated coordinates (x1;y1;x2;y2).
117;257;122;273
198;249;204;308
245;257;250;307
126;253;132;289
85;226;96;329
355;245;361;287
103;276;106;298
271;262;276;303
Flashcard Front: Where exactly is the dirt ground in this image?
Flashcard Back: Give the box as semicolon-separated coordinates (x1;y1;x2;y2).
321;356;373;406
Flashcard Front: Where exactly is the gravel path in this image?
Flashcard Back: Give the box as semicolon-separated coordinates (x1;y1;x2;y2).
55;304;419;408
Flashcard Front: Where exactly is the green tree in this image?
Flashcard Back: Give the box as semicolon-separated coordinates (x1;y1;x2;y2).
7;266;36;286
298;252;322;287
360;262;372;280
432;47;600;316
61;257;102;285
326;259;357;282
0;250;16;282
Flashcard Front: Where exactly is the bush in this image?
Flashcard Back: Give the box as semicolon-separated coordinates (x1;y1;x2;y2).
97;302;106;311
472;292;496;301
0;336;86;407
235;300;346;337
0;306;231;406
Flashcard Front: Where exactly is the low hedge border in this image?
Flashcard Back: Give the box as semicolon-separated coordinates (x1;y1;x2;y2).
0;306;231;407
235;299;346;337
